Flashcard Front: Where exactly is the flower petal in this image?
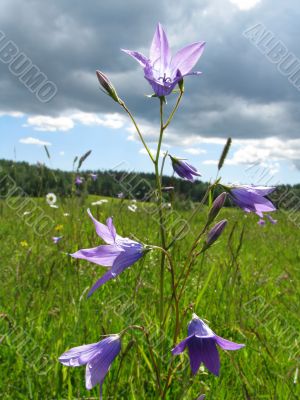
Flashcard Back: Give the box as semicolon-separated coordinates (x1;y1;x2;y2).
172;335;194;355
111;244;144;276
144;75;178;96
200;338;220;376
234;185;276;196
87;209;116;244
184;162;201;176
71;245;121;267
187;337;203;375
149;23;171;73
188;337;220;376
106;217;117;241
59;342;100;367
215;335;245;351
85;336;121;390
188;316;214;338
121;49;148;67
87;245;144;296
230;189;276;217
87;271;115;297
171;42;205;76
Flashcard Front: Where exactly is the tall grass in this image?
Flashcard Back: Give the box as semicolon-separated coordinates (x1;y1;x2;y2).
0;196;299;399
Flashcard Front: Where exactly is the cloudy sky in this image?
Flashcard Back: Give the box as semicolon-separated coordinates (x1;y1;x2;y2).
0;0;300;184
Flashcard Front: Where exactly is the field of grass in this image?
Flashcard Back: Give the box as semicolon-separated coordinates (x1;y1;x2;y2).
0;195;299;399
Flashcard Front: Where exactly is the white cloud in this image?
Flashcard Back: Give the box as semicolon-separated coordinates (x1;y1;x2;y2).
19;137;52;146
25;116;74;131
70;112;126;129
0;111;24;118
201;137;300;174
229;0;261;11
184;148;206;155
23;111;126;132
59;151;65;156
226;138;300;166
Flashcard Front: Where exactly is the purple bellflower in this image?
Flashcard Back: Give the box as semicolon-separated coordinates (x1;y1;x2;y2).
75;176;84;185
71;209;146;296
172;313;245;376
90;173;98;181
122;23;205;97
52;236;63;244
170;155;201;182
227;185;276;218
59;335;121;390
257;219;266;226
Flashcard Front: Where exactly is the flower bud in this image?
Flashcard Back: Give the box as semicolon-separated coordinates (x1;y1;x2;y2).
208;192;227;224
96;70;123;104
203;219;227;250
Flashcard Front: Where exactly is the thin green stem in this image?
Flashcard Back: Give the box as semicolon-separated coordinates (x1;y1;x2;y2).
166;182;216;250
120;325;163;396
163;90;184;130
162;183;217;330
160;150;168;177
121;103;155;163
156;98;167;329
151;246;180;344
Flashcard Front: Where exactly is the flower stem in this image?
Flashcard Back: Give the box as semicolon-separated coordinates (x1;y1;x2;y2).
156;98;167;329
163;89;184;130
121;103;155;163
151;246;180;344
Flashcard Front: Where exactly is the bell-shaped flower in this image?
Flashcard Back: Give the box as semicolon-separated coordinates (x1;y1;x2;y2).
172;313;245;376
122;23;205;97
59;335;121;390
71;209;146;296
170;155;201;182
75;176;84;185
227;185;276;217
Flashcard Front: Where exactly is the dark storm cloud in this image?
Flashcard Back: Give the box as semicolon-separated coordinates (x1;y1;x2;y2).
0;0;300;140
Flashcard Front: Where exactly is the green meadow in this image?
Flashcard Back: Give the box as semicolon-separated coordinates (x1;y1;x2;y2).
0;196;299;399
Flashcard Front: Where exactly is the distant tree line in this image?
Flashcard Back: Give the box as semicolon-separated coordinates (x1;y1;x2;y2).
0;159;299;211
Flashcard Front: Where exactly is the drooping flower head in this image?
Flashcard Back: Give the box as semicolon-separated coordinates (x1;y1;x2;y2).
75;176;84;185
169;155;201;182
90;173;98;181
226;185;276;218
172;313;245;376
71;209;147;296
52;236;63;244
59;335;121;390
122;23;205;97
257;219;266;226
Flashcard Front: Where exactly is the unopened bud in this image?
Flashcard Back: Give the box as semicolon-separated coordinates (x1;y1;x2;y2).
208;192;227;224
96;70;123;104
203;219;227;250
